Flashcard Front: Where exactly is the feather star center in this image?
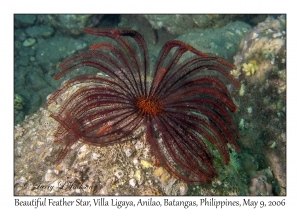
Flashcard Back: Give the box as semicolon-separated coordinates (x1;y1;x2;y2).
136;96;163;116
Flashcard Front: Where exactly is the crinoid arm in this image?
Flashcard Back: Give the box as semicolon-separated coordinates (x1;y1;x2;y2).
145;40;240;183
47;28;150;164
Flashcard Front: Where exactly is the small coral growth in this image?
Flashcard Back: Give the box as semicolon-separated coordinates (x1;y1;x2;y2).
14;94;25;125
14;94;24;111
249;171;273;196
242;60;258;76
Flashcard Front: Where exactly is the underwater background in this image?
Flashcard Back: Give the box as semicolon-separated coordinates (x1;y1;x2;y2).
14;14;286;196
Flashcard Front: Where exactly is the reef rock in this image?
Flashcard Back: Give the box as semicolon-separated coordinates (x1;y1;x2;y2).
14;103;187;196
144;14;238;35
